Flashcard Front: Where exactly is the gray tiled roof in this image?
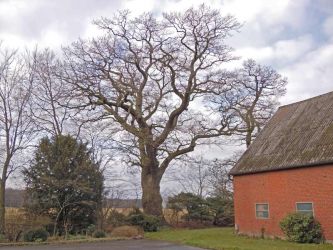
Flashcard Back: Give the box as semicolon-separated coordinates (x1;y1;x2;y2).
230;91;333;176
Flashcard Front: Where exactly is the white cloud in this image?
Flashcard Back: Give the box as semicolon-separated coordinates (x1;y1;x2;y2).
0;33;27;49
0;0;34;17
221;0;290;23
235;35;315;66
39;30;65;49
122;0;158;15
323;15;333;39
281;44;333;104
0;0;122;49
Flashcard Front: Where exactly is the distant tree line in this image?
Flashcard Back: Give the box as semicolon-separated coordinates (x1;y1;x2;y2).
5;189;142;209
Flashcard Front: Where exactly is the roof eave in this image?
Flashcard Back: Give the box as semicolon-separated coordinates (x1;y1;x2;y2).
230;160;333;176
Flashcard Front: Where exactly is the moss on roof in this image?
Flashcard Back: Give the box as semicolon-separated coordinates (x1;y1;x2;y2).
230;91;333;176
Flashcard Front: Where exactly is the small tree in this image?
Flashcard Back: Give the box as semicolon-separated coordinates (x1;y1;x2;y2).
24;135;104;236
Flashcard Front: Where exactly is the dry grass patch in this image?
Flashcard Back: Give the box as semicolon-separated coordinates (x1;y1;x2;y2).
111;226;144;238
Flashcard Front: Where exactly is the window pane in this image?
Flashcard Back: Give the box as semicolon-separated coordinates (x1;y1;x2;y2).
297;203;312;211
256;211;269;218
256;204;268;211
256;203;269;218
298;210;313;216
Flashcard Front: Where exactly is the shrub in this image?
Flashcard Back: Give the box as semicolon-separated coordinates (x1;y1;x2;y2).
44;223;56;235
280;213;323;243
206;196;234;227
0;233;6;243
86;224;96;236
111;225;144;238
23;228;49;242
168;192;212;223
127;213;160;232
167;192;235;228
5;222;26;242
92;230;106;238
107;210;127;227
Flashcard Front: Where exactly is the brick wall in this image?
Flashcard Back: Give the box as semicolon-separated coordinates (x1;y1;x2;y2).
233;164;333;240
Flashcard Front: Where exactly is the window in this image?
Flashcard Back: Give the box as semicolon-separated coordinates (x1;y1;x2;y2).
296;202;313;216
255;203;269;219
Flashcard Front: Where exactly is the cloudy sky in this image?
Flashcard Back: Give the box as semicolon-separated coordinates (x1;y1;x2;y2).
1;0;332;105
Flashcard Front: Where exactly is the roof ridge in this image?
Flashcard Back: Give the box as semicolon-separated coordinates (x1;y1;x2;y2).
279;90;333;109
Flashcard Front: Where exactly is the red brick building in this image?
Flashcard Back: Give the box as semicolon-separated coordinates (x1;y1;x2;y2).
230;91;333;240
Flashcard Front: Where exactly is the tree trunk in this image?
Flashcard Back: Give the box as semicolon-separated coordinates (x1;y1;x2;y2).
245;131;252;148
141;167;163;218
96;203;104;231
0;180;5;234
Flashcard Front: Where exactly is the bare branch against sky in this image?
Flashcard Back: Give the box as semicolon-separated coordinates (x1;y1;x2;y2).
0;0;332;105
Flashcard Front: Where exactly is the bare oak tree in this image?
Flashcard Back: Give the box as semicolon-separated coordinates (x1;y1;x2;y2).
60;5;240;217
0;45;35;233
211;59;287;147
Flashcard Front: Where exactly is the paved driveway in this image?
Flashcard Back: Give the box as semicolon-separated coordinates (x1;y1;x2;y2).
0;240;206;250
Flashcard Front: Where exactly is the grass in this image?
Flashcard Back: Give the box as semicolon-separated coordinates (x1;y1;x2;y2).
146;227;333;250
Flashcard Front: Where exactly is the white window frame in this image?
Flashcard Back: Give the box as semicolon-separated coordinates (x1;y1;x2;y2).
296;202;314;216
255;203;269;219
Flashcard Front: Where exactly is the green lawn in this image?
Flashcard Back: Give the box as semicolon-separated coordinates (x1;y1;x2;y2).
146;228;333;250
